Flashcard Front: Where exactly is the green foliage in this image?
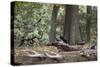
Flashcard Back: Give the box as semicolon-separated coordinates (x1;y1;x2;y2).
56;5;65;37
14;2;52;46
13;2;97;47
79;6;97;42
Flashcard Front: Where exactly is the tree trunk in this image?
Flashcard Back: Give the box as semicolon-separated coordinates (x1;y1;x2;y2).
63;5;71;43
49;5;59;43
86;6;91;42
63;5;81;45
74;5;82;44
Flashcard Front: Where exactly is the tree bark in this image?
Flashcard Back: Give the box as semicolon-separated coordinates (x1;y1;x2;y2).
86;6;91;42
63;5;71;43
49;5;59;43
63;5;82;45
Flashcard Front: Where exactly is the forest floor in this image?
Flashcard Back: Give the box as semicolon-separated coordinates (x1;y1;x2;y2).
13;44;97;66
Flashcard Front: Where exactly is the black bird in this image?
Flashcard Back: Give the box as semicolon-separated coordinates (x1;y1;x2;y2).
91;42;97;49
59;36;68;43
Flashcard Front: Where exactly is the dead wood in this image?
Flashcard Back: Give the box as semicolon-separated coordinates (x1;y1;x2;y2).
47;42;82;51
14;48;97;65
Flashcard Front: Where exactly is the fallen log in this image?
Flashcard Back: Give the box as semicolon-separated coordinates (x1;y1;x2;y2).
59;49;97;62
14;50;46;65
14;48;97;65
44;51;63;63
47;42;82;51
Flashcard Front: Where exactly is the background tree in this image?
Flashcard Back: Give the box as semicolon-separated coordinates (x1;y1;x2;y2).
86;6;92;42
49;5;60;43
79;6;97;43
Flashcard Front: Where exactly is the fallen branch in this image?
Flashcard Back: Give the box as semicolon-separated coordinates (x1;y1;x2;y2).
47;42;82;51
